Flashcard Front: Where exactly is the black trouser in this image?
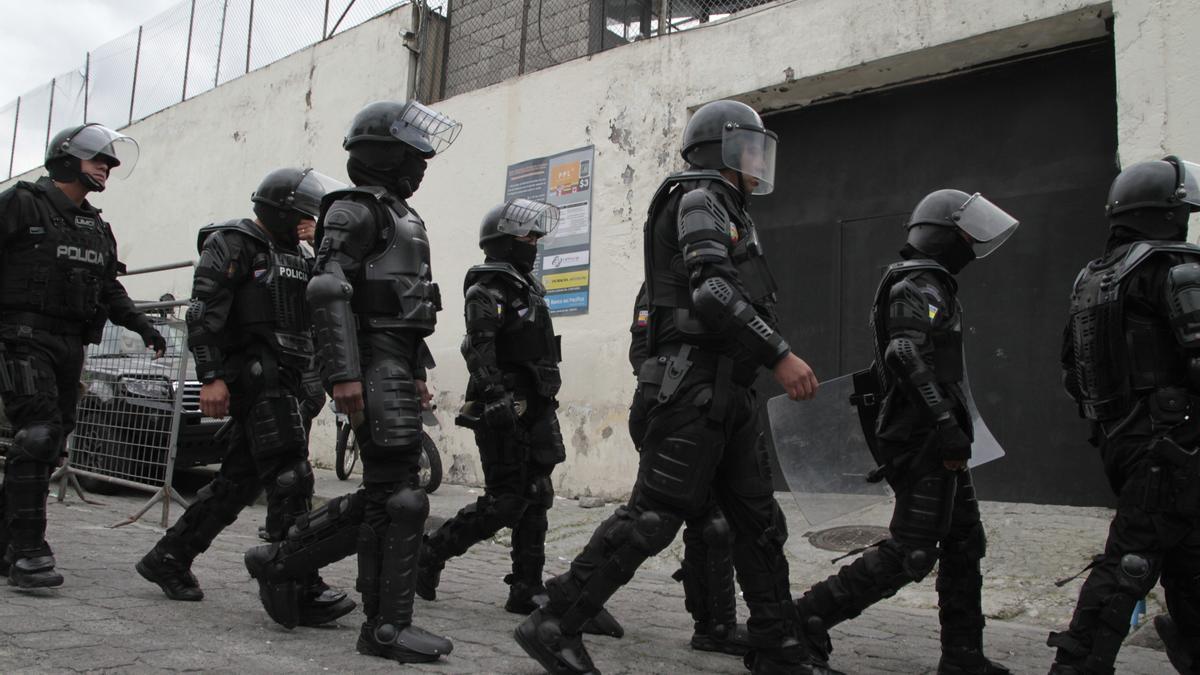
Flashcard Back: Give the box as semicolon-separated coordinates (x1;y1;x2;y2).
0;325;85;561
795;450;987;654
629;385;738;633
424;396;562;587
263;333;427;628
544;370;793;647
157;353;312;562
1050;435;1200;673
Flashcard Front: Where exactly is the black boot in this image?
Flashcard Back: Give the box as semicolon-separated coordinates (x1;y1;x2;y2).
298;573;356;626
356;621;453;664
691;621;752;656
8;554;63;589
505;577;548;614
515;608;599;675
137;547;202;600
1154;615;1198;675
939;645;1011;675
743;638;845;675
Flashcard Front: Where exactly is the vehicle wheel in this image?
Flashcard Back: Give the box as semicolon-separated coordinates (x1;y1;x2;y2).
419;431;442;494
334;422;357;480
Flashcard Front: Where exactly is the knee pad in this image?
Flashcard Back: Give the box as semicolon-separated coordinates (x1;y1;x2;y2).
274;461;315;499
700;507;733;549
1116;553;1158;592
197;474;260;510
385;487;429;522
900;545;939;581
526;474;555;509
631;508;683;554
11;423;62;463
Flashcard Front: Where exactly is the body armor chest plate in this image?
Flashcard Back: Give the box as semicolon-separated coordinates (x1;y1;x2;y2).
0;185;114;322
236;244;313;360
354;201;441;335
729;216;778;304
1068;241;1200;421
469;264;562;398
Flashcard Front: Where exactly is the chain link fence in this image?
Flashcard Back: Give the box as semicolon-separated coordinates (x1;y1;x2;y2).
415;0;775;102
1;0;411;182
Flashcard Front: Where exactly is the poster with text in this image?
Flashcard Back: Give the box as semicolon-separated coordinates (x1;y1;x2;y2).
504;146;594;316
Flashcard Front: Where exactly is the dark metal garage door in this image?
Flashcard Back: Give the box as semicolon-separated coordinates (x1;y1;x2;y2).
752;38;1119;506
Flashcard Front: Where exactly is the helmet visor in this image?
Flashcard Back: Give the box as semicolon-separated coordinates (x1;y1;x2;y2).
63;124;139;178
389;101;462;157
954;193;1019;258
721;125;777;195
292;170;346;218
1179;160;1200;210
498;199;560;238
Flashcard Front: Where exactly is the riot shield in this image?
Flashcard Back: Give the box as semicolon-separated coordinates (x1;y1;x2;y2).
769;367;1005;527
768;374;891;527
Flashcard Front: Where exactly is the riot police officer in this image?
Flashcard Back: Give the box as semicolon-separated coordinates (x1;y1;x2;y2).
1049;156;1200;674
514;100;826;675
136;167;352;626
244;100;460;664
0;123;163;588
793;189;1018;675
415;200;585;617
628;284;750;656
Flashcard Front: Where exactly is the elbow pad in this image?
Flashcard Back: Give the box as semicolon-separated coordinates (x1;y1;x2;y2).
677;188;731;268
460;333;505;400
693;276;790;367
1167;262;1200;347
185;299;225;383
307;266;362;384
884;336;953;419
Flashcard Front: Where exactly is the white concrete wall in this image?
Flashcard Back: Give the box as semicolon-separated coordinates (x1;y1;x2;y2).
5;0;1199;495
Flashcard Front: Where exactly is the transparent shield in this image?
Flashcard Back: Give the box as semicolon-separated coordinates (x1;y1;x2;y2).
768;375;892;527
721;125;777;195
498;198;560;238
1181;160;1200;209
390;100;462;156
63;124;140;178
292;169;347;218
956;193;1018;258
962;359;1005;468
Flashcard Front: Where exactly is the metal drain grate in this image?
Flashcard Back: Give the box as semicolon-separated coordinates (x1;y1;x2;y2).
805;525;890;552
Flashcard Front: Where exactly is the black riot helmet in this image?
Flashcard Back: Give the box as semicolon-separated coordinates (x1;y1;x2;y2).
343;100;461;197
680;100;777;195
479;199;560;272
252;167;345;244
45;123;139;191
903;189;1019;274
1105;155;1200;240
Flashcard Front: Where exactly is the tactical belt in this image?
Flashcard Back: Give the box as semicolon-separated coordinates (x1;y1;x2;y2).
0;311;84;336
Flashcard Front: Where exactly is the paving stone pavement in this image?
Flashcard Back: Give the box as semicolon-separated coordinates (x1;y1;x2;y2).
0;468;1176;674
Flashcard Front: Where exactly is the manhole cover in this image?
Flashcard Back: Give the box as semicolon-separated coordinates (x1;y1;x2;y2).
805;525;889;552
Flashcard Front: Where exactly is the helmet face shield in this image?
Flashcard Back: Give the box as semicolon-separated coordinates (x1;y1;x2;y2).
1179;160;1200;210
63;124;139;178
291;170;346;218
498;199;560;238
954;193;1019;258
721;124;777;195
389;101;462;157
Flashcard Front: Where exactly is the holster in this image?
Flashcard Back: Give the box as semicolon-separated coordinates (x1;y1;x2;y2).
455;400;485;431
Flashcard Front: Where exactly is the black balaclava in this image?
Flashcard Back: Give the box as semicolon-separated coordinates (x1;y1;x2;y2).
901;225;975;274
253;204;302;248
346;141;428;199
1105;206;1191;253
484;237;539;274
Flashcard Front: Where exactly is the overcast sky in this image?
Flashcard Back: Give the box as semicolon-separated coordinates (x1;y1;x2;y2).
0;0;180;104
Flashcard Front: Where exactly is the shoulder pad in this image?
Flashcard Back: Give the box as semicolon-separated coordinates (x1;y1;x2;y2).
874;259;956;309
678;186;730;233
322;186;388;205
1116;240;1200;283
648;170;740;216
196;218;267;254
463;262;527;294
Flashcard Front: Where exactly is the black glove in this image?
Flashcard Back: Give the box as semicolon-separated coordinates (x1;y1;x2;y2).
935;416;971;461
142;328;167;354
483;395;518;430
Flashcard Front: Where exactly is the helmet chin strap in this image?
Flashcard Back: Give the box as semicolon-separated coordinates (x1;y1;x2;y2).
79;172;105;193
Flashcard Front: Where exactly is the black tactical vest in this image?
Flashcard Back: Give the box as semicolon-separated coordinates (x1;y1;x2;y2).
197;219;314;362
870;259;965;387
327;188;441;336
643;170;777;349
0;181;115;325
466;262;562;398
1067;241;1200;421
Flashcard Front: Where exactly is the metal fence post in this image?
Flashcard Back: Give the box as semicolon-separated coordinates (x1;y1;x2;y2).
83;52;90;120
44;78;55;153
7;96;19;180
215;0;229;88
518;0;531;75
129;25;144;125
246;0;256;74
322;0;331;39
182;0;197;101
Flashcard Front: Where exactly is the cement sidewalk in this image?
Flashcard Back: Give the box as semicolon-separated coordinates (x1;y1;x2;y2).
0;468;1175;674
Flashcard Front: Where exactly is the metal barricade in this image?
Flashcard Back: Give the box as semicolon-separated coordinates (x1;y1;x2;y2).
53;262;198;527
